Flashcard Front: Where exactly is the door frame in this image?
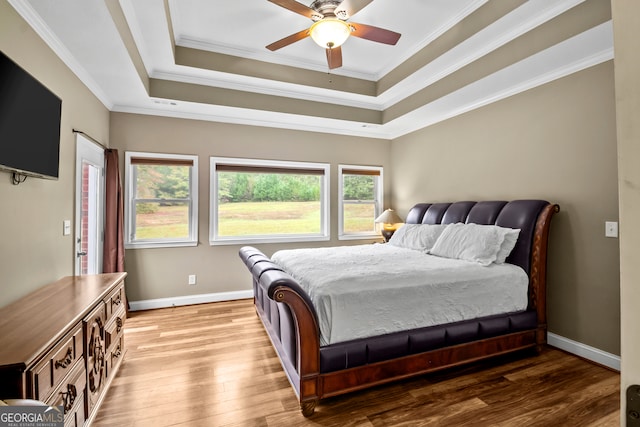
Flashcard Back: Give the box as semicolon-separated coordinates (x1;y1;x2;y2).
75;134;105;275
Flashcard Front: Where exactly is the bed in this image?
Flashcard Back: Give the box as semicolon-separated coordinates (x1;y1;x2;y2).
239;200;558;416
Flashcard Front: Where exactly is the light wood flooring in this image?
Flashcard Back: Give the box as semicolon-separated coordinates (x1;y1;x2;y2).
92;299;620;427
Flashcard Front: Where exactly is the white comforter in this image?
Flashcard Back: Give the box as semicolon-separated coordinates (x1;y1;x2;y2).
271;244;529;346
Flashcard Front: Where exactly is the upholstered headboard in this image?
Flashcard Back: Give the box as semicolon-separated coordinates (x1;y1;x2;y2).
405;200;552;275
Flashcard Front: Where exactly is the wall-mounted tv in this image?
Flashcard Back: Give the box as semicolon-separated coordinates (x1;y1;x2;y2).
0;51;62;180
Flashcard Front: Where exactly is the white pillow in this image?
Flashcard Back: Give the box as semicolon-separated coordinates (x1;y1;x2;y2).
495;227;520;263
429;223;520;266
388;223;448;252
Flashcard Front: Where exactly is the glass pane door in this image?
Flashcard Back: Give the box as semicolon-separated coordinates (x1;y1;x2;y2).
75;134;104;275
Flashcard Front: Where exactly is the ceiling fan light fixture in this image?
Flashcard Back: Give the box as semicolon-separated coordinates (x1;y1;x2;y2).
309;18;351;49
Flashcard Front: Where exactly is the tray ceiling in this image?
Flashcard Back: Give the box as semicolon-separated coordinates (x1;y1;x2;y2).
10;0;613;139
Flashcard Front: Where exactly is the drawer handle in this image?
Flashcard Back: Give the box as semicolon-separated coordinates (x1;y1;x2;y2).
116;317;123;333
60;383;77;412
93;341;105;375
112;294;122;306
89;341;105;393
54;347;73;369
113;344;122;359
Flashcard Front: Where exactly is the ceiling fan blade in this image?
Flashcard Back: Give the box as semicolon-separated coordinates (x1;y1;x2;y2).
326;46;343;69
266;28;310;51
334;0;374;19
267;0;322;20
349;21;401;45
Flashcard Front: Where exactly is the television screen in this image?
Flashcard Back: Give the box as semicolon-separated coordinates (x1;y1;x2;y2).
0;51;62;180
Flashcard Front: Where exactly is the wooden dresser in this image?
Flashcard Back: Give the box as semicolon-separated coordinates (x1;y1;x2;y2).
0;273;127;426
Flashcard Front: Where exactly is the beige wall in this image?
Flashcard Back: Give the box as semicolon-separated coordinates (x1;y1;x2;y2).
391;62;620;355
0;0;625;387
611;0;640;423
109;113;391;302
0;2;110;307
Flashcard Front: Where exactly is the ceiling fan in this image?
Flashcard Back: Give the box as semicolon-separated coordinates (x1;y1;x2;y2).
266;0;401;69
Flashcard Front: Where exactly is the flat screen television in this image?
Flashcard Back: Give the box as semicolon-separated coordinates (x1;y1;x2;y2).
0;50;62;180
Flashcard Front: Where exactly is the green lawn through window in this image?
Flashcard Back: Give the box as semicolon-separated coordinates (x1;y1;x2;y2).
135;204;189;239
218;201;321;236
135;201;375;239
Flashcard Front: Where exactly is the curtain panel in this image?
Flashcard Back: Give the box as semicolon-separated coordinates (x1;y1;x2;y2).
103;149;125;273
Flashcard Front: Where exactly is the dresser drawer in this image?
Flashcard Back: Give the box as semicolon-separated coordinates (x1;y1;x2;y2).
105;305;126;352
104;283;125;323
0;273;127;426
31;323;83;401
45;358;86;425
105;333;124;382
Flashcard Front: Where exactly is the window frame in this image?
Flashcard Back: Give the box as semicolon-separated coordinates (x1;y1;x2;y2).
338;164;383;240
210;157;330;245
124;151;199;249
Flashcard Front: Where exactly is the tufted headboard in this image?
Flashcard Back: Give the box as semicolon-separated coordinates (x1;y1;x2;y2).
405;200;554;275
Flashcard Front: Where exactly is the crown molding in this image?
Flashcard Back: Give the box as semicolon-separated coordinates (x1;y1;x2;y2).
147;1;590;116
111;103;392;139
11;0;611;142
116;19;613;143
151;70;381;110
378;0;587;109
385;21;613;139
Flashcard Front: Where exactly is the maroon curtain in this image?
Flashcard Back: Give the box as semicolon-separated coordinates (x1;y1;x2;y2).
103;149;125;273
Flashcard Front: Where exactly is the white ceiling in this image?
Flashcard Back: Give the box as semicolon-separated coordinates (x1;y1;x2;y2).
9;0;613;139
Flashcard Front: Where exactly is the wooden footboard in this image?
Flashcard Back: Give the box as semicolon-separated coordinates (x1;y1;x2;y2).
240;200;559;416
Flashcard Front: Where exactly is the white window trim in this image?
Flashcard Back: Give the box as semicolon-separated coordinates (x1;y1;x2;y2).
124;151;199;249
338;164;383;241
210;157;330;245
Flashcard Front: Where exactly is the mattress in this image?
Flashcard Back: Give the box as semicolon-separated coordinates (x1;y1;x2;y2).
271;244;529;346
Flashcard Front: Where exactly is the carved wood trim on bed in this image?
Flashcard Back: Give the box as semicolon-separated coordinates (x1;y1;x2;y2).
240;200;559;417
530;203;560;348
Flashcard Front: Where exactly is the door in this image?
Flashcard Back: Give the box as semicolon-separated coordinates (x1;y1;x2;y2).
75;134;105;275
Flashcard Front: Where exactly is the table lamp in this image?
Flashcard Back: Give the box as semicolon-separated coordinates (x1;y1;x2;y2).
374;209;404;242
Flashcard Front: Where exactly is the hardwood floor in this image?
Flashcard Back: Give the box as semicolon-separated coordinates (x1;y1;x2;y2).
92;299;620;427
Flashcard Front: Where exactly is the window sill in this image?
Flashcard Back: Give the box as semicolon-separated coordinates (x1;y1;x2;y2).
338;233;382;241
125;241;198;250
210;234;330;246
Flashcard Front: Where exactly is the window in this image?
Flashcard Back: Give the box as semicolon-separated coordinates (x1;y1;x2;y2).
339;165;383;240
210;157;330;245
124;152;198;249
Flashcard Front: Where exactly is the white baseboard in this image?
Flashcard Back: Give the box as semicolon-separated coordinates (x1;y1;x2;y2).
547;332;620;371
129;290;254;311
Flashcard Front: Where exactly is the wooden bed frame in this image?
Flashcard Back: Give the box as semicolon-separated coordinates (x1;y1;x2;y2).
239;200;559;416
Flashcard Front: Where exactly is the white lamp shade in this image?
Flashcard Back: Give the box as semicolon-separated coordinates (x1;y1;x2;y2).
310;18;351;48
375;209;404;225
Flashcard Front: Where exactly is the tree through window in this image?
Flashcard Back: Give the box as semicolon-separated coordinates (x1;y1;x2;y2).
339;165;383;239
210;158;330;245
124;152;198;248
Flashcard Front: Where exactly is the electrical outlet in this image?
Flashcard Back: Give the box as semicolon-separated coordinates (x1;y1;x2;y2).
188;274;196;285
605;221;618;238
